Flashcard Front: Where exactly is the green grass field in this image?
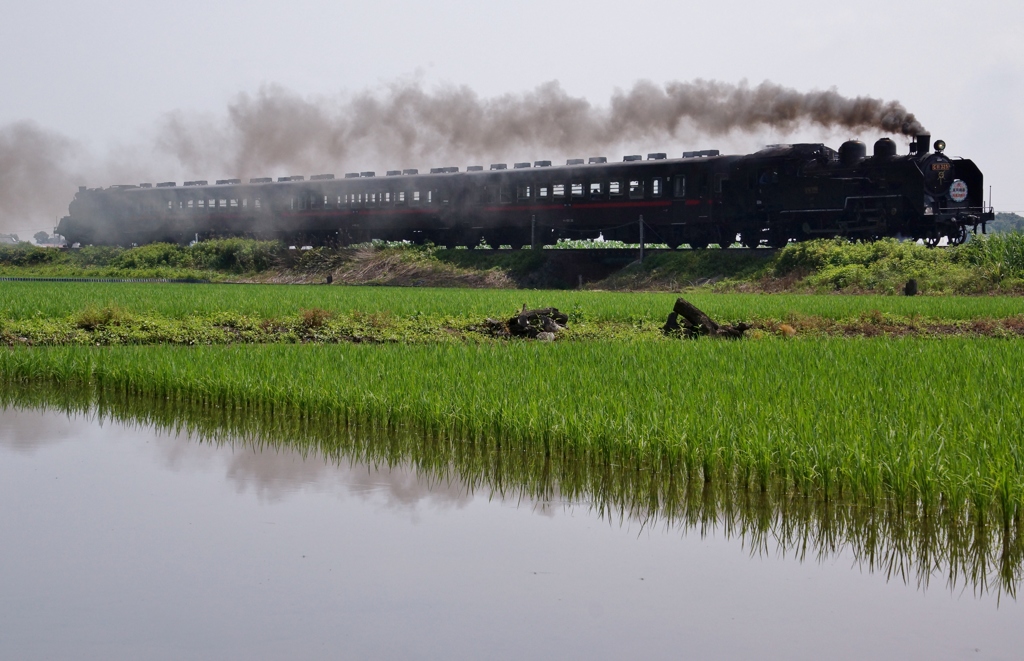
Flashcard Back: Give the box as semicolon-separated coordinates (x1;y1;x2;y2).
2;281;1022;322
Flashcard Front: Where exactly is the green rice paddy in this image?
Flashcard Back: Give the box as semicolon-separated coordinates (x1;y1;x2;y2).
2;281;1022;322
5;375;1021;596
2;339;1022;525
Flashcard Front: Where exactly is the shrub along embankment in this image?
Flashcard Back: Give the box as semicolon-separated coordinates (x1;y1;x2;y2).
599;233;1024;293
2;339;1023;529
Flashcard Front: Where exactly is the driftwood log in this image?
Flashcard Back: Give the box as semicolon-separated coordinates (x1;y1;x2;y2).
663;298;751;339
508;306;568;338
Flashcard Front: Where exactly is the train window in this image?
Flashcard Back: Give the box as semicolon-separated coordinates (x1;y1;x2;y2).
336;196;342;207
609;181;622;196
397;191;406;204
231;199;238;208
651;178;662;197
427;191;433;204
188;200;194;209
589;182;603;197
628;180;644;199
412;191;421;204
553;184;565;199
217;199;225;208
517;185;532;200
167;201;173;210
208;199;215;209
500;186;512;204
673;176;686;198
538;186;549;199
242;199;248;208
255;198;261;209
571;182;583;198
383;192;391;204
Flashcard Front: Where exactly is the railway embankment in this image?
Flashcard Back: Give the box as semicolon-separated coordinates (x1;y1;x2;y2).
1;233;1023;294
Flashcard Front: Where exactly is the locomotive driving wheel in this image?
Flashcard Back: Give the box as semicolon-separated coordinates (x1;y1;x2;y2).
948;225;968;246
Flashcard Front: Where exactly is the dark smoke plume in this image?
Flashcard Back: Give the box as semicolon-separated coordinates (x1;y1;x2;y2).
0;122;81;235
158;79;926;178
2;79;925;235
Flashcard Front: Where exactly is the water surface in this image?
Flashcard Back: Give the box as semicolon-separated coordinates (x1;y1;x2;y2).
1;404;1022;660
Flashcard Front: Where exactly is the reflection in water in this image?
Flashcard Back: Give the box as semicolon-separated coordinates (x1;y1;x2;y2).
3;382;1021;599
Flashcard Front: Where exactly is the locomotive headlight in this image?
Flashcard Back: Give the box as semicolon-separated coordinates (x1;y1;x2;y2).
934;139;946;152
925;206;934;215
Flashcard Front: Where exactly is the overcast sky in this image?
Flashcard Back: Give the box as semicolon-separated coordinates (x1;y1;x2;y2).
1;0;1021;236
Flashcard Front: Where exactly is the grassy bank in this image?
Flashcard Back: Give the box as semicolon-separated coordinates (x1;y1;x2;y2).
4;233;1024;293
2;340;1022;527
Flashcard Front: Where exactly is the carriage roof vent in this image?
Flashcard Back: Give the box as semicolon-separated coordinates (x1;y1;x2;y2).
467;165;483;172
290;175;305;181
344;173;360;179
156;181;176;188
359;171;375;178
682;149;720;158
216;178;242;185
647;153;667;160
139;183;152;188
311;174;335;181
249;177;272;184
402;169;419;175
386;170;402;176
534;160;551;167
514;162;531;169
430;167;444;174
184;180;208;186
623;155;642;162
490;163;507;170
443;166;459;173
566;158;584;165
588;156;607;164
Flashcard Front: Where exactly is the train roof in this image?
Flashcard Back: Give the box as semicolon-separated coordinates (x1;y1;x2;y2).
84;149;744;194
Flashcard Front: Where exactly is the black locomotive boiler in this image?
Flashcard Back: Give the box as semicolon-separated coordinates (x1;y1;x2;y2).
56;134;993;249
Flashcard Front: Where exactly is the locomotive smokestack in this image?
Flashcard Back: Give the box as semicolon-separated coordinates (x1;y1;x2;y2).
915;134;931;155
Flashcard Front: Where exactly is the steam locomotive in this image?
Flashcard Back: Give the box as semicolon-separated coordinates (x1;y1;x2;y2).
56;133;992;249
